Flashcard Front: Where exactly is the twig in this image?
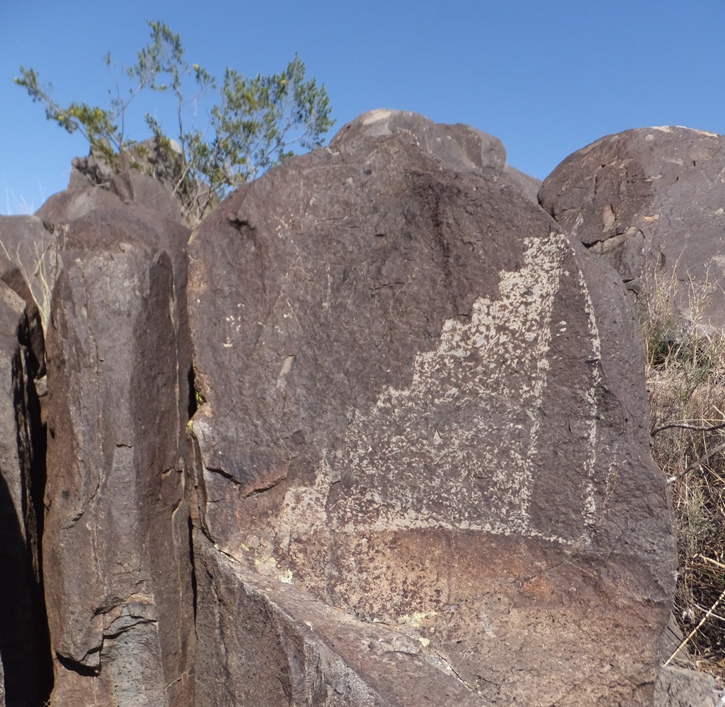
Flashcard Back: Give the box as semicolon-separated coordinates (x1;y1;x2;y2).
652;420;725;436
667;440;725;484
697;555;725;570
665;585;725;666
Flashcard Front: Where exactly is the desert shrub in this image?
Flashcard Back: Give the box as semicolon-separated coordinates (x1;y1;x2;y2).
14;21;333;225
641;269;725;677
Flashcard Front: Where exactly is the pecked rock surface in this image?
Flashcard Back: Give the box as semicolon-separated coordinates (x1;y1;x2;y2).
194;530;490;706
539;126;725;329
187;119;675;704
42;207;194;705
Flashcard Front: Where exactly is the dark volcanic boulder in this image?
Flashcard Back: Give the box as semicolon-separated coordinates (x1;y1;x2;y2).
331;109;541;202
187;123;675;704
37;167;183;226
539;126;725;329
43;209;194;705
330;109;507;178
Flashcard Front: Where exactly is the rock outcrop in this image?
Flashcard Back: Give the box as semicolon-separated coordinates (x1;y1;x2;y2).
187;119;674;704
0;112;694;705
656;666;725;707
37;167;184;226
331;109;542;202
42;208;194;705
539;126;725;329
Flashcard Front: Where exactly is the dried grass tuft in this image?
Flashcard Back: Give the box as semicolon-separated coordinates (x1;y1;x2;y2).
641;268;725;678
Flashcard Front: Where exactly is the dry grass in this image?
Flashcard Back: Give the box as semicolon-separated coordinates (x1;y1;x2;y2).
640;269;725;678
0;227;59;335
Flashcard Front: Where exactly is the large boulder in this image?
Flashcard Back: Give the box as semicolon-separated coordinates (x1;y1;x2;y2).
330;109;507;178
331;109;541;202
187;122;675;703
539;126;725;329
37;167;183;226
42;208;194;705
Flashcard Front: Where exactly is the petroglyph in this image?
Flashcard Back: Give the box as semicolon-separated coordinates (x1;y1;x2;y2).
281;232;603;546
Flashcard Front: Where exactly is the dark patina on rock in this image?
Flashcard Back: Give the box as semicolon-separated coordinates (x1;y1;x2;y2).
188;117;675;704
539;126;725;328
0;279;51;704
43;208;194;706
332;109;541;202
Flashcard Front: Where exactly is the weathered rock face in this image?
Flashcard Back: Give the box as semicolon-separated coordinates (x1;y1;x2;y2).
0;214;60;373
655;666;725;707
330;109;507;178
193;530;491;706
188;124;675;704
331;109;541;202
43;208;194;705
37;167;184;226
0;279;52;705
539;126;725;328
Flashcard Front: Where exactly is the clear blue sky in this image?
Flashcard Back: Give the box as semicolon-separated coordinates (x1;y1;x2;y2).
2;0;724;214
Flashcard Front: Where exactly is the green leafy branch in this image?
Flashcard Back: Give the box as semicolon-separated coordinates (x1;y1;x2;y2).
14;21;333;223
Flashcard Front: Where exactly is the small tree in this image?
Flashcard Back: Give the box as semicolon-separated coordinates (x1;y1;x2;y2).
14;21;333;223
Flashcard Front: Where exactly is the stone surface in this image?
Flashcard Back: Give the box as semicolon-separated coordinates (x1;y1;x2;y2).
0;214;59;372
188;128;675;704
655;666;724;707
539;126;725;328
38;168;183;226
37;185;123;226
330;109;506;179
330;109;541;202
502;163;541;203
0;279;52;705
194;531;491;707
68;137;184;192
43;209;194;705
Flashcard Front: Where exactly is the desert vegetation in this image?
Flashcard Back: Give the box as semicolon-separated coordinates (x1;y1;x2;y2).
640;269;725;677
14;21;333;225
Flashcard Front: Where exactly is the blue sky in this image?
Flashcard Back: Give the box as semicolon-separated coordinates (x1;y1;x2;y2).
2;0;724;214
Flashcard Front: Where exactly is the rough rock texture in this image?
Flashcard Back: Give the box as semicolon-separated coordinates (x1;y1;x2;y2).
0;214;59;373
194;531;491;707
331;109;541;202
38;167;183;226
655;667;724;707
0;280;52;705
68;137;185;192
43;208;194;705
502;163;542;203
188;126;675;704
539;126;725;328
